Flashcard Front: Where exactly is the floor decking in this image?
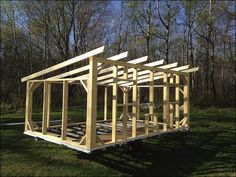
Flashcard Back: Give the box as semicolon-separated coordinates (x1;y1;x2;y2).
34;119;187;144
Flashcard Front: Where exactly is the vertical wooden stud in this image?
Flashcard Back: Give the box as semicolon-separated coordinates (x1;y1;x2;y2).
137;87;140;120
145;114;149;135
42;81;49;135
163;73;169;131
184;74;190;127
153;113;158;132
123;67;128;140
104;86;108;121
169;76;174;129
169;104;174;129
175;74;180;128
112;65;118;142
47;83;51;128
25;81;33;131
86;57;98;149
61;81;68;140
149;71;154;121
24;81;29;131
132;68;137;138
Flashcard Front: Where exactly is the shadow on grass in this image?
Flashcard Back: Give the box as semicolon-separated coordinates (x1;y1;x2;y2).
76;115;236;177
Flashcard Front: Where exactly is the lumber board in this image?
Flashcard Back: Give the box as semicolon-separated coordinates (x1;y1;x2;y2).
184;74;190;127
47;83;51;128
85;57;98;149
21;46;104;82
149;71;154;121
80;80;88;92
97;60;172;85
175;74;180;128
97;56;148;81
118;64;188;87
137;87;140;120
104;87;108;121
145;114;149;135
153;113;158;132
98;56;148;75
123;67;128;140
182;67;199;73
47;51;128;80
61;81;68;140
163;74;169;131
25;82;33;131
112;65;118;142
42;82;49;135
132;68;137;138
95;57;186;75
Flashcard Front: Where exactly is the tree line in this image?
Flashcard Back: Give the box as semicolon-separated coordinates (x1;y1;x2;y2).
1;1;235;111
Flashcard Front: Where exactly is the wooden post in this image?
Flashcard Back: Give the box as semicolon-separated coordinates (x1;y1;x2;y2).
184;74;190;127
137;87;140;120
123;67;128;140
163;73;169;131
42;81;49;135
169;75;174;129
132;68;137;138
153;113;158;132
25;81;33;131
104;86;108;121
169;104;174;129
47;83;51;128
86;57;97;149
175;74;180;128
149;71;154;121
112;65;118;142
145;114;149;135
61;81;68;140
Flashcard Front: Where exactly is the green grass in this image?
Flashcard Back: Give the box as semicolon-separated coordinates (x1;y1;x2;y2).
0;107;235;176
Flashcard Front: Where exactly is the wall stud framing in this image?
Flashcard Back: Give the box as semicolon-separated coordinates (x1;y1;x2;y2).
21;47;198;153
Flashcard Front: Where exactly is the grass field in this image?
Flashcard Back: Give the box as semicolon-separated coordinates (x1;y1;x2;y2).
0;107;235;177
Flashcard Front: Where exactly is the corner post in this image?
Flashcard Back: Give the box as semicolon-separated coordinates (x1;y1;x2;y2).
42;81;49;135
25;81;33;131
112;65;118;142
86;57;98;149
61;80;68;140
184;74;190;127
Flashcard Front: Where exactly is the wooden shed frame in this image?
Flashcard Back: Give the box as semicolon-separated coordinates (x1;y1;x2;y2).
22;46;199;153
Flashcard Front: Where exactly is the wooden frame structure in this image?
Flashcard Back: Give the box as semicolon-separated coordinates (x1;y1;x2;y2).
22;46;199;153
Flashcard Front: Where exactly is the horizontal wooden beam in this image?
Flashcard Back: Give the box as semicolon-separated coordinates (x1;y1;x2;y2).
70;56;147;82
95;57;186;75
182;67;199;73
21;46;105;82
120;65;190;86
103;63;181;86
97;56;148;82
97;60;167;85
97;56;149;75
46;51;128;80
